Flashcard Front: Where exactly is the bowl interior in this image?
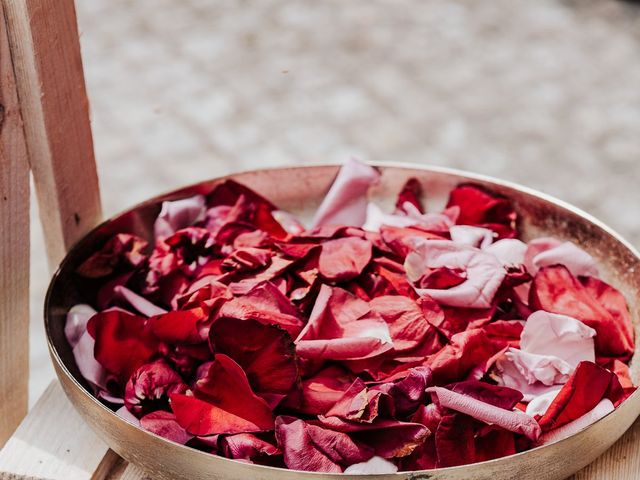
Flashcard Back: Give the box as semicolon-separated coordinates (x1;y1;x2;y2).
44;163;640;477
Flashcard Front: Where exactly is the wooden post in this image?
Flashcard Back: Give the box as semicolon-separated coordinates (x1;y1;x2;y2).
2;0;102;270
0;0;29;448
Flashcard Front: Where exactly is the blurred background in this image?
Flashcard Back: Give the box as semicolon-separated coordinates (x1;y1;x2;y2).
29;0;640;404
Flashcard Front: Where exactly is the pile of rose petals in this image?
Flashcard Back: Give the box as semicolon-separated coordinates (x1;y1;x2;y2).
65;159;636;474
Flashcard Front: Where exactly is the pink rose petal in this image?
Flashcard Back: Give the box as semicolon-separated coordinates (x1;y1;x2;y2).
405;240;506;308
65;304;97;349
343;456;398;474
427;386;541;440
312;158;380;228
449;225;494;248
114;286;167;317
525;237;598;278
154;195;206;240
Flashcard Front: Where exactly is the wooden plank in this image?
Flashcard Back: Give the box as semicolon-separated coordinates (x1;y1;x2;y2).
2;0;101;270
0;0;29;448
571;416;640;480
0;381;113;480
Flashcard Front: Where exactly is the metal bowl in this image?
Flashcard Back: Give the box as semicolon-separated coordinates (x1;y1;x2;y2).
45;163;640;480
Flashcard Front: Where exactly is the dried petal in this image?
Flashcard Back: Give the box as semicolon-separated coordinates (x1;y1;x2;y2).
427;386;541;440
405;240;506;309
275;416;373;472
171;354;274;435
312;158;380;228
295;285;393;361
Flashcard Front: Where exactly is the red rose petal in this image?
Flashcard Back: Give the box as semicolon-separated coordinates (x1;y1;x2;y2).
395;178;424;214
317;415;429;459
218;281;304;337
171;354;274;436
275;416;373;472
446;183;517;239
149;306;209;344
530;265;634;361
140;410;193;444
426;328;502;384
435;412;476;467
283;365;356;416
537;361;621;431
220;433;280;462
88;310;160;385
124;360;187;416
295;285;393;361
380;225;446;258
370;295;441;354
77;233;148;279
475;425;516;463
318;237;373;282
325;378;387;423
210;317;298;408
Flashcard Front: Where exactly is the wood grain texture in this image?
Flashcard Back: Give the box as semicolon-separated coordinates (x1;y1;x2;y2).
571;416;640;480
2;0;101;270
0;0;29;448
0;381;114;480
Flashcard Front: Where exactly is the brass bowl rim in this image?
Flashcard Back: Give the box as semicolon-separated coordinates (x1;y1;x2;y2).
44;161;640;476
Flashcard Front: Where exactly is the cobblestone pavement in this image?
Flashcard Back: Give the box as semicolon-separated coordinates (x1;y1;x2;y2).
28;0;640;403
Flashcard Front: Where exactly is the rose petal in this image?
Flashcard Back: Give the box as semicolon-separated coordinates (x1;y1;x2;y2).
475;425;516;463
317;416;429;458
530;266;634;361
76;233;148;279
210;317;298;407
113;286;167;317
537;361;620;431
218;281;304;337
124;360;187;416
484;239;527;266
88;310;160;385
325;378;387;423
311;158;380;228
171;354;274;435
427;328;502;384
140;410;193;444
525;237;598;278
220;433;280;462
295;285;393;361
154;195;206;240
369;367;432;415
363;202;416;232
395;178;424;214
538;399;614;445
446;183;517;239
343;456;398;474
275;416;373;472
449;225;494;249
283;365;356;416
427;386;541;440
405;240;506;309
318;237;372;282
65;304;97;349
369;295;441;354
380;225;446;258
435;412;476;467
447;380;523;410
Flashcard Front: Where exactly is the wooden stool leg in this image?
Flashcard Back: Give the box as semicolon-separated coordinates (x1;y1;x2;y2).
0;0;30;448
2;0;102;270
